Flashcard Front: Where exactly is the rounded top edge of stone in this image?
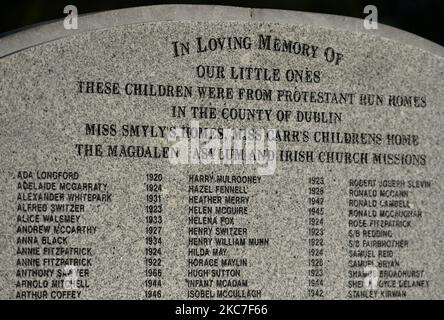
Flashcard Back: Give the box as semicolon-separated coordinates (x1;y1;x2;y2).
0;4;443;59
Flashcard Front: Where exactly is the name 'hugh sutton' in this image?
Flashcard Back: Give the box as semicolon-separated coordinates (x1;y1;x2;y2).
193;34;319;58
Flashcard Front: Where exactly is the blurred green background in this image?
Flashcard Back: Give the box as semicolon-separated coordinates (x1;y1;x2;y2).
1;0;443;45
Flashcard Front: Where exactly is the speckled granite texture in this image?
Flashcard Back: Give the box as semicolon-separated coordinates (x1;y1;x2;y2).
0;5;443;299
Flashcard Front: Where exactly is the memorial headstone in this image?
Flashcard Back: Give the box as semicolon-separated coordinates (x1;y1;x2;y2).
0;5;443;300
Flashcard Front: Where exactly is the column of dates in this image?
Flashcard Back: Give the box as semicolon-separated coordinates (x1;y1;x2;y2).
307;176;325;298
144;173;163;299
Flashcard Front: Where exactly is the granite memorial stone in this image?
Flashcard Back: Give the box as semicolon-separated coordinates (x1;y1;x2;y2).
0;5;443;299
